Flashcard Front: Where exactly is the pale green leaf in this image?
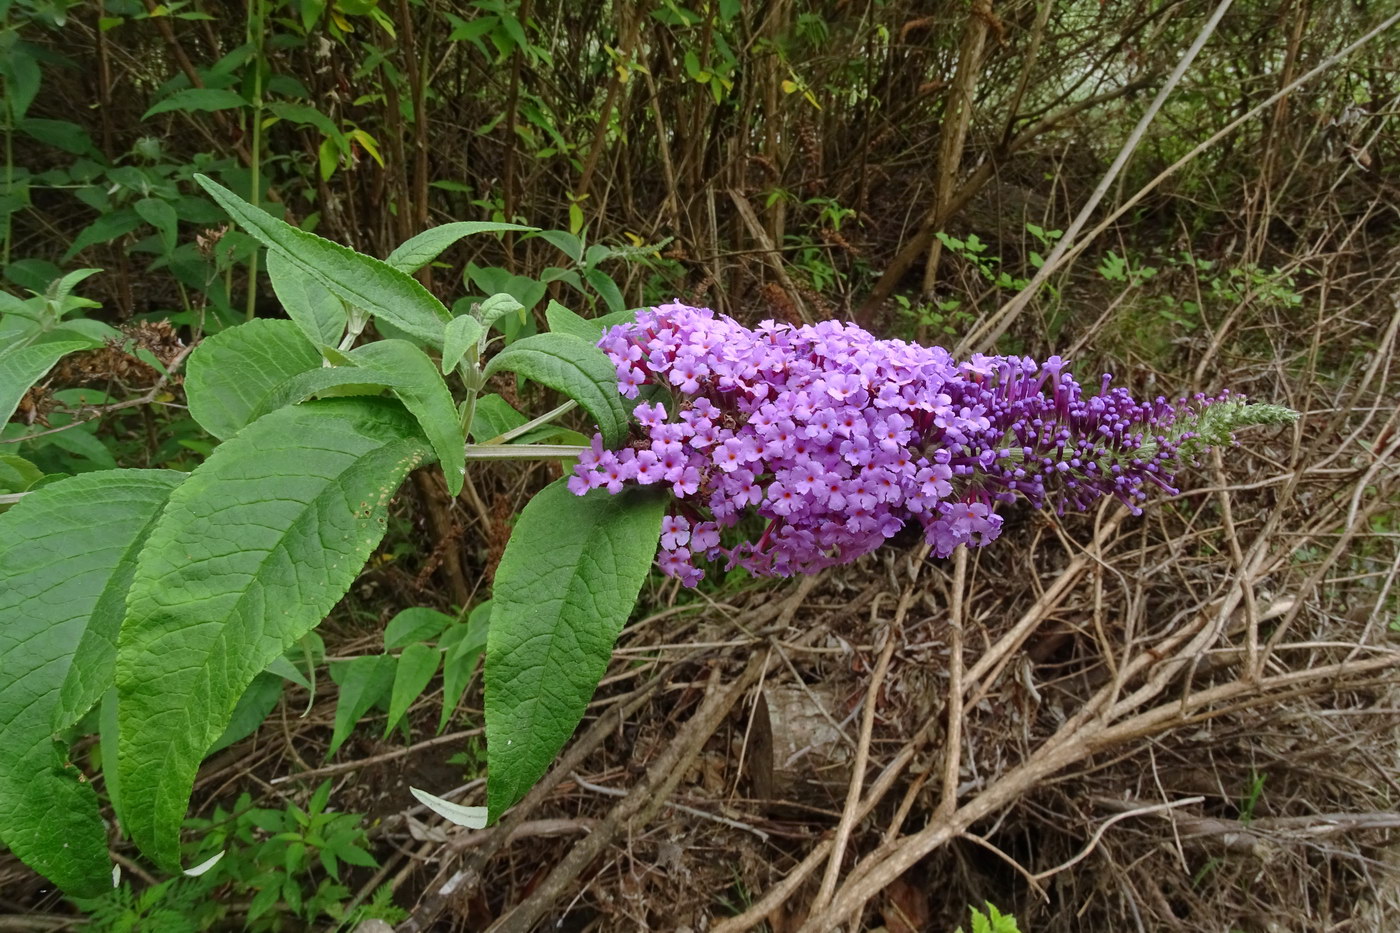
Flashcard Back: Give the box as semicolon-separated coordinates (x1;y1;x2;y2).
476;292;524;333
194;174;451;347
350;340;465;496
441;315;485;374
384;643;440;737
0;469;182;896
485;481;666;819
116;399;433;870
408;787;487;829
267;250;347;348
481;333;628;448
184;319;322;440
385;221;536;274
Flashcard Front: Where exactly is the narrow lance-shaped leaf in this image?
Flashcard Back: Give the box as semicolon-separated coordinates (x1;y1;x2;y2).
194;174;451;347
384;643;441;737
117;399;433;870
0;469;183;896
326;655;396;759
485;480;666;819
482;332;629;448
350;340;466;496
386;221;537;274
184;319;322;440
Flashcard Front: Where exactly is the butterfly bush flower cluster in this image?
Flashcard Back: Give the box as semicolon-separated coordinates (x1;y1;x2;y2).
568;302;1243;587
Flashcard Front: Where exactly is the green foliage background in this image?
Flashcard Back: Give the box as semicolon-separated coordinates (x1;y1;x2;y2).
1;0;1397;929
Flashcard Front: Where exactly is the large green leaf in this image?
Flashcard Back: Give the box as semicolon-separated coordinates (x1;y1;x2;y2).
385;221;537;274
0;338;95;426
481;332;629;448
0;469;183;896
484;480;666;819
116;399;433;870
267;250;347;348
194;174;451;347
184;319;322;440
350;340;465;496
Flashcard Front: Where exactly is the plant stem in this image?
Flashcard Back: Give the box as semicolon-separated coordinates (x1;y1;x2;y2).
244;0;266;321
462;443;586;461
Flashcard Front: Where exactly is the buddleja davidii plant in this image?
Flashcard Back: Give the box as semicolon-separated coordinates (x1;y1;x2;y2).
0;174;663;895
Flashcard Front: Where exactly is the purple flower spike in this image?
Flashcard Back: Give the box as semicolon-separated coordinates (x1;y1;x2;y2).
572;303;1239;586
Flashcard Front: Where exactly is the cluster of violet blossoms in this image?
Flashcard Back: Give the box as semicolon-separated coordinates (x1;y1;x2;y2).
567;303;1229;587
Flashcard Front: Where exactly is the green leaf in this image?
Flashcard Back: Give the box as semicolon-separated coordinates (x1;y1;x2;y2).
143;88;248;120
327;654;395;758
265;101;346;148
384;607;456;650
0;339;95;426
194;174;451;347
385;222;537;274
468;393;528;442
583;268;626;314
439;602;489;733
1;45;41;120
208;671;285;755
63;208;143;260
184;319;322;440
19;118;94;155
543;299;599;342
440;315;485;374
481;333;628;448
134;198;179;255
384;643;440;737
349;340;465;496
266;251;347;348
476;292;525;334
485;481;666;819
116;399;433;870
468;394;576;445
0;454;43;493
0;469;182;896
528;229;584;264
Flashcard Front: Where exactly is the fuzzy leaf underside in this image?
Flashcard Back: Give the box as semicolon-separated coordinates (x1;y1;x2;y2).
116;399;432;870
484;480;666;819
0;469;183;896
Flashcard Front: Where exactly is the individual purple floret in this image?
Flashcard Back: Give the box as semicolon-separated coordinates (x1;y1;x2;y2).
569;302;1232;587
